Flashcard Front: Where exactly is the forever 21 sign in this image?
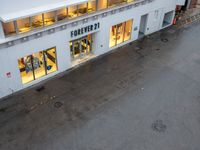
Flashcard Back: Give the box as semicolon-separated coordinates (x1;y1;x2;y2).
71;22;100;38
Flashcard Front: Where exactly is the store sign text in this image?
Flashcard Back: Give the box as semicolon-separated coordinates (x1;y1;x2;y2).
71;22;100;38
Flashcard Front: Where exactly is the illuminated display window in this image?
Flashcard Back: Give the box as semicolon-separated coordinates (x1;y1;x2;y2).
31;14;44;29
18;47;58;84
108;0;127;7
43;11;56;26
57;8;68;21
127;0;134;2
109;25;117;47
116;22;125;44
2;22;16;36
98;0;108;10
88;0;97;13
109;19;133;48
2;0;136;36
68;5;78;18
78;3;88;16
124;19;132;41
17;18;31;33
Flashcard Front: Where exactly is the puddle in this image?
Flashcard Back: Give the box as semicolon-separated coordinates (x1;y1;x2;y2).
0;107;7;113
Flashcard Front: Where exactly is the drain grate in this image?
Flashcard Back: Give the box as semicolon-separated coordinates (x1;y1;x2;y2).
156;48;160;51
161;38;169;43
152;120;167;133
36;86;45;92
54;102;63;108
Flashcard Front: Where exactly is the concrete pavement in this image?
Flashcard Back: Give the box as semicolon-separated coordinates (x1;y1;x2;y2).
0;22;200;150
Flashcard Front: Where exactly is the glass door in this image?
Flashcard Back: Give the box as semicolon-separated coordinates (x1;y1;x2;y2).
70;34;92;60
80;38;88;57
73;40;81;59
87;34;92;54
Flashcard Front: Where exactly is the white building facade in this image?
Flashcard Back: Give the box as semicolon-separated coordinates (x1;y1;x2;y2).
0;0;185;99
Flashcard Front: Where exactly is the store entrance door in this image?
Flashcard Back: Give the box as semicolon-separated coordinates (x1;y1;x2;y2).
70;34;92;60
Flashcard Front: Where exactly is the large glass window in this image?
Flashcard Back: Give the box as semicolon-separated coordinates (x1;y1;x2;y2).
109;19;133;47
109;25;117;47
32;52;46;79
88;0;97;13
98;0;108;10
68;5;78;19
108;0;127;7
43;12;56;26
31;14;44;29
57;8;68;21
78;3;88;16
18;56;34;84
124;20;133;41
18;47;58;84
2;22;16;36
17;18;31;33
116;22;125;44
45;48;57;74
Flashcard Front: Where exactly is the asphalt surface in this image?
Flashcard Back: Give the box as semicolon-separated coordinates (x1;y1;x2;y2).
0;22;200;150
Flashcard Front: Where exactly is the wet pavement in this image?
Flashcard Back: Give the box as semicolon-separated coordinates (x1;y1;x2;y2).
1;22;200;150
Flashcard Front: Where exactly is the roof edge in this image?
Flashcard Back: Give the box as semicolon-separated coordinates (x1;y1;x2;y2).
1;0;89;22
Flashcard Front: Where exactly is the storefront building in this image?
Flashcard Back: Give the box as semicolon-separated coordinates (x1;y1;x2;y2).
0;0;186;99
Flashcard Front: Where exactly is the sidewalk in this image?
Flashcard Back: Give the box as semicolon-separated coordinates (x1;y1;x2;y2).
1;15;200;150
176;8;200;27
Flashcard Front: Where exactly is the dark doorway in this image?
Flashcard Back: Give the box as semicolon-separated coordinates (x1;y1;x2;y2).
139;14;148;38
181;0;189;11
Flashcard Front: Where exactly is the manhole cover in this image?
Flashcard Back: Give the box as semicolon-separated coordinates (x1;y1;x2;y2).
152;120;167;133
135;46;142;50
54;102;63;108
161;38;169;43
36;86;45;92
116;79;129;89
156;48;160;51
